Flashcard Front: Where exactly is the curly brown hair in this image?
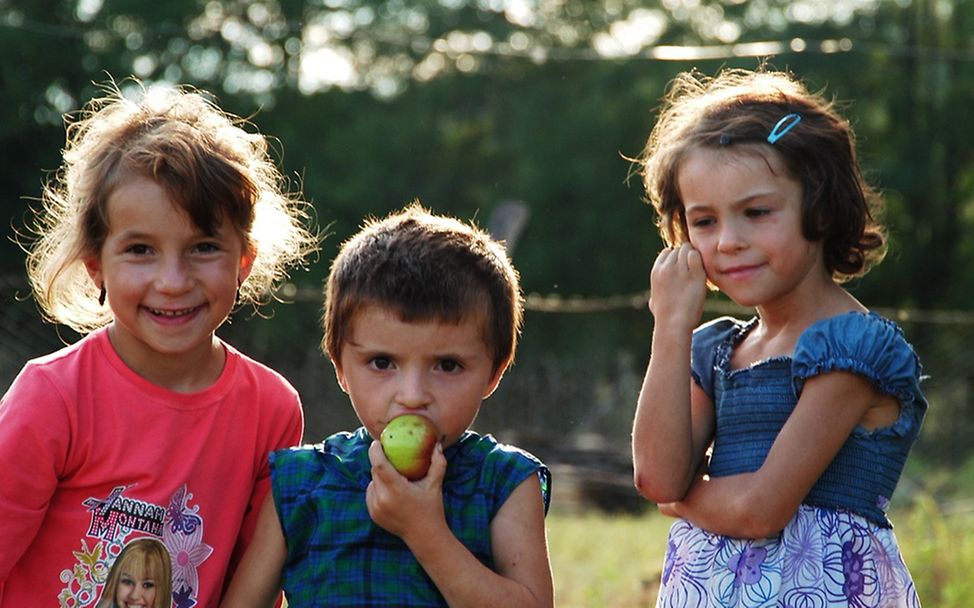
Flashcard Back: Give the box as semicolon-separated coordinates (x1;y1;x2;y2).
639;68;886;282
25;79;318;333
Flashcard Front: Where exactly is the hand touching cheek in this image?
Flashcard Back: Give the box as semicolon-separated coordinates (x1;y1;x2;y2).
649;243;708;332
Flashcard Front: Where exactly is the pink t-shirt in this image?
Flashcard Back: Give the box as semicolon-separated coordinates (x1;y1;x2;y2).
0;327;304;607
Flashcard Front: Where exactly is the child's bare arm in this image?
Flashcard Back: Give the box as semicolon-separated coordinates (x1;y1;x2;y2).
367;441;553;607
632;244;714;503
407;477;552;607
486;474;554;607
220;493;287;608
661;371;884;538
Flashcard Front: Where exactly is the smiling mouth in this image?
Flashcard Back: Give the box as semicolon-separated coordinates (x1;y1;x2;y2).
721;263;762;275
146;305;202;317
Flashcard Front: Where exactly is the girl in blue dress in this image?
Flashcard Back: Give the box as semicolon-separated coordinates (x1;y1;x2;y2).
632;68;925;607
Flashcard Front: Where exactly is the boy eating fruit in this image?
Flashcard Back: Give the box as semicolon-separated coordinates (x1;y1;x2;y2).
221;203;553;608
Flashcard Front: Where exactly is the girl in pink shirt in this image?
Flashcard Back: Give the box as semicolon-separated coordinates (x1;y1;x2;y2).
0;80;317;607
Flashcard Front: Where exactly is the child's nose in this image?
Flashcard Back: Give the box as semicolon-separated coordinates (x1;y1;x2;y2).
717;223;746;252
395;371;432;408
155;256;194;293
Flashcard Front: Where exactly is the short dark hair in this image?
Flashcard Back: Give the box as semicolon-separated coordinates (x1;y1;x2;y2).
322;202;523;375
639;68;886;282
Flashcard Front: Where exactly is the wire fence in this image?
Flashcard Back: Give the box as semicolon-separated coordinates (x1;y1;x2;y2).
3;274;973;511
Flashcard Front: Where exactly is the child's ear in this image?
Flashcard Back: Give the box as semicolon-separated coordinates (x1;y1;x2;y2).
238;245;256;283
333;361;349;394
83;254;103;285
482;361;510;399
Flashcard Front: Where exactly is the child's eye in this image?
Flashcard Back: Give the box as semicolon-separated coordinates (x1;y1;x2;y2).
438;359;462;373
194;241;221;253
689;217;715;229
143;581;156;589
369;357;393;371
745;207;771;218
125;244;151;255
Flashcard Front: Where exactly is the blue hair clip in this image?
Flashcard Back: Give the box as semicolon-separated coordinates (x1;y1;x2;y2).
767;113;801;144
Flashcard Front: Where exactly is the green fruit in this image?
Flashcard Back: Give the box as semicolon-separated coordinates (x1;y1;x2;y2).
379;414;439;480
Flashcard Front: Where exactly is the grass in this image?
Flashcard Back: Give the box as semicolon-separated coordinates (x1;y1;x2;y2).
547;509;668;607
280;490;974;607
546;495;974;607
894;493;974;605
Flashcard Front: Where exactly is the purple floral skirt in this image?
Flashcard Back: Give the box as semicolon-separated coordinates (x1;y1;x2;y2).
656;505;920;607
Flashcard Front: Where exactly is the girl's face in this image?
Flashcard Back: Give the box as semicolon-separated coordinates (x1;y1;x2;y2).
115;569;157;608
679;146;828;309
334;303;504;449
84;175;254;389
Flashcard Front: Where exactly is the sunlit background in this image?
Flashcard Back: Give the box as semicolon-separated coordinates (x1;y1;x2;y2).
5;1;974;603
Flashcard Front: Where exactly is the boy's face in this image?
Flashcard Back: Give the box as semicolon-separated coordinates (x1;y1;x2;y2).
334;303;503;448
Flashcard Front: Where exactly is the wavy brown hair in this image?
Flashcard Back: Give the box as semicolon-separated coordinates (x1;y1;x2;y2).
24;79;318;333
639;68;886;282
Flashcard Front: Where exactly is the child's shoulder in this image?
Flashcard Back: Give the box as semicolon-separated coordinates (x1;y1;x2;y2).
271;428;371;482
223;339;291;378
793;310;924;391
455;432;551;512
8;330;111;394
691;315;755;353
221;339;301;396
796;311;915;360
693;315;754;337
25;329;103;368
456;431;545;465
275;428;369;457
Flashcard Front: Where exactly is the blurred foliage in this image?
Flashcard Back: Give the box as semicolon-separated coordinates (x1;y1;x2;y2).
5;0;974;309
5;1;974;460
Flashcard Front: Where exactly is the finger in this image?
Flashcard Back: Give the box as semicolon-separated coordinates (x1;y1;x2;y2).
365;481;393;528
368;439;384;466
675;243;694;267
368;440;395;482
422;443;446;488
651;248;677;282
653;245;675;267
672;243;704;278
686;247;705;277
365;480;378;514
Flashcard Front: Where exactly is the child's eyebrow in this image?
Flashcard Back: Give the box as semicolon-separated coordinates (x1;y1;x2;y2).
684;190;778;215
113;228;153;240
343;341;393;357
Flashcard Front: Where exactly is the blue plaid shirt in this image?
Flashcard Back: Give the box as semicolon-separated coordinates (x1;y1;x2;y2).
270;427;551;607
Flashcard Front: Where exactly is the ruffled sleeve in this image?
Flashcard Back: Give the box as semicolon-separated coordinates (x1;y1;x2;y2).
691;316;749;400
792;312;927;434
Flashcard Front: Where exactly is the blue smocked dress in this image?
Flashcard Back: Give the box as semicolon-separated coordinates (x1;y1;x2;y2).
656;312;926;608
